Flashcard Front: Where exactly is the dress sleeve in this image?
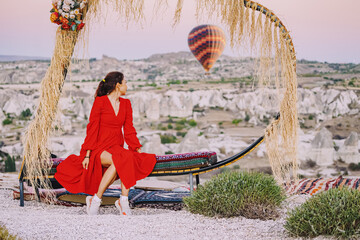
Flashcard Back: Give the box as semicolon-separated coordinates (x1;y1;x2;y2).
124;99;142;151
81;96;102;151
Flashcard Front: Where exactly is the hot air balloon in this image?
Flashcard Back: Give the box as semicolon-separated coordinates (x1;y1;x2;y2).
188;24;226;73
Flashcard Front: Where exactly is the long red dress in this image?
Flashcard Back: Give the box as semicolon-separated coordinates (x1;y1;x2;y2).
54;95;156;195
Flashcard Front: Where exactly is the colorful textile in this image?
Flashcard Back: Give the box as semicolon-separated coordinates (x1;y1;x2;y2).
57;188;190;207
154;151;217;171
285;176;360;195
50;151;217;176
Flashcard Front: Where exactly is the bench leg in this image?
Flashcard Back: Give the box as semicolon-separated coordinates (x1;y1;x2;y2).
19;180;24;207
196;175;200;187
189;173;194;194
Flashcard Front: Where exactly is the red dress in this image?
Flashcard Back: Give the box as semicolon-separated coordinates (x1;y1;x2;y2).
54;95;156;195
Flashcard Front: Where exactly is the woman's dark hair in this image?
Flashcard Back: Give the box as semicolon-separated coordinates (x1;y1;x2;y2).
95;71;124;98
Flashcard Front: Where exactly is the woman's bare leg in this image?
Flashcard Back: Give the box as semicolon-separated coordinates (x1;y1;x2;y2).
101;150;132;215
96;150;130;198
121;182;130;196
95;151;118;198
96;164;117;198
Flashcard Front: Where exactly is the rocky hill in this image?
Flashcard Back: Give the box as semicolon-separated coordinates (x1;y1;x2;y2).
1;52;359;87
0;52;359;178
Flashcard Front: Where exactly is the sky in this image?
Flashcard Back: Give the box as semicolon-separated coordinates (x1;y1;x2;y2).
0;0;359;63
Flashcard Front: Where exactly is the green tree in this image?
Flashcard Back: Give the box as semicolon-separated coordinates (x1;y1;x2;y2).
2;118;12;125
5;155;16;172
188;119;197;127
20;108;32;119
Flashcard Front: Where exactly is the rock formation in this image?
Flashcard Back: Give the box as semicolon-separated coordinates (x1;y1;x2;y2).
337;132;360;164
176;128;210;153
308;128;334;166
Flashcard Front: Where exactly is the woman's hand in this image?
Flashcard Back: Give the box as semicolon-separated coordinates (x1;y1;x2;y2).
82;157;89;169
136;148;142;153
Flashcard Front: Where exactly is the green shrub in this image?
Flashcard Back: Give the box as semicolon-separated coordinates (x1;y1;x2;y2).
20;108;32;119
5;155;16;172
348;162;360;171
160;134;177;144
233;165;240;170
0;224;18;240
2;118;12;125
183;171;285;219
157;123;167;131
177;118;187;125
176;131;186;137
285;188;360;239
232;119;242;125
167;123;173;129
188;119;197;127
174;124;183;131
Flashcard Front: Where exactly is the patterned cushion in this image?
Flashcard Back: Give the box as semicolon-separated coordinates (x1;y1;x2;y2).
50;151;217;174
153;151;217;171
286;176;360;195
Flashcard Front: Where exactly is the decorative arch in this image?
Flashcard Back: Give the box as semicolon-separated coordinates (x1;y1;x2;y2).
21;0;299;197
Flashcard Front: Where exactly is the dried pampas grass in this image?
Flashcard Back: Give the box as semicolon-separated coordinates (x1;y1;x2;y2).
22;30;78;201
194;0;298;184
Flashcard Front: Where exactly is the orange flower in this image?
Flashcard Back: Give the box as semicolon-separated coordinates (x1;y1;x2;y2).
52;4;58;12
50;12;59;23
77;22;85;31
61;18;69;25
62;23;70;30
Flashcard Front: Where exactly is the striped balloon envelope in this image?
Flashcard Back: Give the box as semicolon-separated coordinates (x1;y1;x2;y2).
188;24;226;72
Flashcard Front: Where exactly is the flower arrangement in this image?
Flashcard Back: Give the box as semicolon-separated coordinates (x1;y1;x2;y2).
50;0;87;31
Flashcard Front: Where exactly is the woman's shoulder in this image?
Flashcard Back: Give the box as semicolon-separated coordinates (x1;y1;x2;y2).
120;97;130;104
95;95;107;101
94;95;106;105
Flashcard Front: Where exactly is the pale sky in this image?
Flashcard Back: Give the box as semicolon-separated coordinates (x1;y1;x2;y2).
1;0;359;63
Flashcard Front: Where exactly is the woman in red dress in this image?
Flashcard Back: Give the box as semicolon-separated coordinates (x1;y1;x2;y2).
55;71;156;216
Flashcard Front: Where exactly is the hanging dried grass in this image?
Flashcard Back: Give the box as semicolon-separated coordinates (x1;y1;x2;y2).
22;29;79;201
88;0;145;27
21;1;95;201
249;2;257;50
194;0;299;184
273;22;280;93
172;0;184;28
258;12;273;87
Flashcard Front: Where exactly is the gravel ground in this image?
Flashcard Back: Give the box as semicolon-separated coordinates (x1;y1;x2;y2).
0;190;333;240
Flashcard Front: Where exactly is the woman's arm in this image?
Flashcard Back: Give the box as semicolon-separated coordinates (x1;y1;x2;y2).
123;99;142;152
81;97;102;151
